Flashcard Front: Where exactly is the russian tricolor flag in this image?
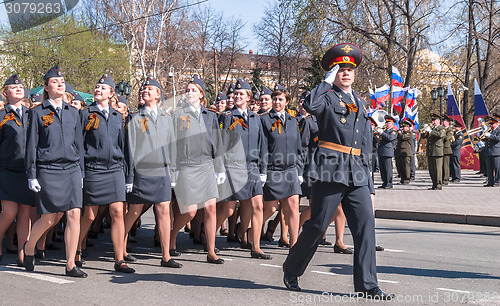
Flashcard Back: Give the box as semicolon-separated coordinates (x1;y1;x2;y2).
405;88;421;109
404;105;419;131
375;84;390;108
368;87;377;109
473;79;488;128
392;67;403;87
391;86;407;114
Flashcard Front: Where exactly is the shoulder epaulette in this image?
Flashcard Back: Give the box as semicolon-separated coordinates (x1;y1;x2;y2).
223;111;232;116
305;115;312;119
130;110;141;114
172;107;183;113
81;106;90;111
259;111;270;116
207;108;217;113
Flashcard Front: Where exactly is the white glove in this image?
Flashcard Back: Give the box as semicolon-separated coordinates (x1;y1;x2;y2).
215;172;226;185
260;174;267;187
126;184;133;193
484;132;491;138
81;178;84;188
425;126;432;133
324;65;339;85
171;181;176;188
28;179;41;193
377;128;384;134
298;176;304;184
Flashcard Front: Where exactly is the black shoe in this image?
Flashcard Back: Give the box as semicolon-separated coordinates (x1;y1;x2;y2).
240;241;252;249
283;271;301;291
114;260;135;273
261;227;275;242
250;250;272;260
16;259;24;267
318;238;332;246
35;247;46;259
123;254;137;262
75;251;85;268
65;266;88;278
6;248;17;254
203;245;220;254
219;228;229;236
377;185;386;189
483;184;493;187
358;287;395;300
169;249;180;257
226;236;239;243
278;239;290;248
184;225;190;233
161;258;183;268
428;187;437;190
207;256;224;264
333;244;354;254
23;243;35;271
45;243;61;251
383;185;393;189
375;245;384;251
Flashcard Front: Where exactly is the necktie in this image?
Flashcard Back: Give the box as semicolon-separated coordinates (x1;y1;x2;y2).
242;111;248;122
16;108;22;118
56;107;62;118
102;109;108;120
280;114;285;126
194;109;200;119
151;110;157;121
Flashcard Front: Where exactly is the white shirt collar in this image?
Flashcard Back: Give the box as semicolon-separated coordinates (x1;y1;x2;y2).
97;104;110;113
190;105;201;114
238;107;247;117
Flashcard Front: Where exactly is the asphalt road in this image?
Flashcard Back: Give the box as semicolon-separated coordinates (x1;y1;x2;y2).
1;213;499;305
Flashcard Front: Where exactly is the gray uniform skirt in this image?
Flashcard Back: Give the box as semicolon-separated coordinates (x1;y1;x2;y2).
83;168;126;206
127;168;171;205
36;166;83;214
223;164;262;201
0;168;36;206
263;167;301;201
174;162;218;211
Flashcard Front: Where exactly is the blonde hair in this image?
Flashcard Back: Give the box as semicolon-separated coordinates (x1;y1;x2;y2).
1;85;25;104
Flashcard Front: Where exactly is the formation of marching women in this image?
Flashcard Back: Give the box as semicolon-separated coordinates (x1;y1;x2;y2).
0;65;328;279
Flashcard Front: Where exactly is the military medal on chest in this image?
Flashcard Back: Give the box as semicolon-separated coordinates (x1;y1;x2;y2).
340;117;346;124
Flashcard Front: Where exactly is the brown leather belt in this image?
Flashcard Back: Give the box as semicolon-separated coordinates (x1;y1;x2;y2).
318;140;361;156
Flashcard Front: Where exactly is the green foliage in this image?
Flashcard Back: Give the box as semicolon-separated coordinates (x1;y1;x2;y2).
301;55;324;91
251;68;263;92
0;15;131;94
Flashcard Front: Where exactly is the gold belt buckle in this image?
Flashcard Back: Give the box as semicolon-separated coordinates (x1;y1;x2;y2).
349;147;355;155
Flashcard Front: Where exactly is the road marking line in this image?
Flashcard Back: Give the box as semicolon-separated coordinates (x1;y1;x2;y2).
379;279;399;284
311;270;339;276
382;249;404;253
260;264;281;268
221;258;233;261
0;267;74;284
437;288;470;293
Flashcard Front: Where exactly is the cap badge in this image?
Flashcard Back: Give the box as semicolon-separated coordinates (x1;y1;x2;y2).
343;56;350;61
341;45;353;53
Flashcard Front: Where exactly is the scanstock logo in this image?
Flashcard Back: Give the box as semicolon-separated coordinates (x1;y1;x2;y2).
4;0;79;32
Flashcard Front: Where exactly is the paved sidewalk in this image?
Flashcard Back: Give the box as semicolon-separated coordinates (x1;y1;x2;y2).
373;169;500;226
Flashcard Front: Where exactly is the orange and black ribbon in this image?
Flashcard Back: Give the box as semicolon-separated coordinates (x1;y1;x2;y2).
179;115;191;131
0;113;21;129
271;119;283;134
41;112;54;127
85;113;100;131
228;118;248;130
139;117;149;133
346;103;358;114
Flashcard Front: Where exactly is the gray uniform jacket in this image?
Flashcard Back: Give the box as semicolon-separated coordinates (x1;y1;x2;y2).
378;128;397;157
0;105;30;170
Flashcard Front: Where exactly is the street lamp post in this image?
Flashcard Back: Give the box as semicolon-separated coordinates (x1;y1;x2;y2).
168;67;176;107
437;86;445;116
431;88;438;110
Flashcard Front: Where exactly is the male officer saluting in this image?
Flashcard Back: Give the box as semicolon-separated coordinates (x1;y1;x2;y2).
377;115;397;188
282;43;394;300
